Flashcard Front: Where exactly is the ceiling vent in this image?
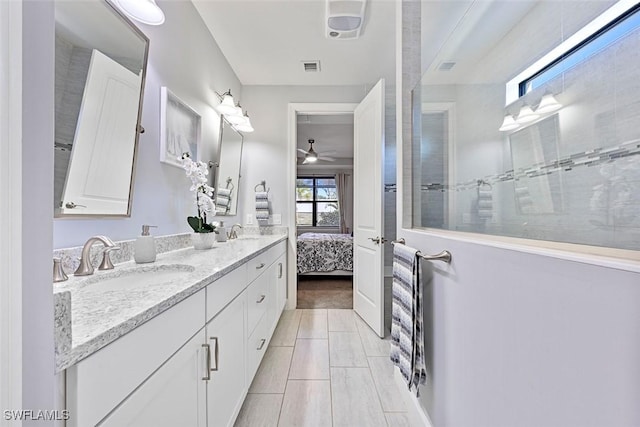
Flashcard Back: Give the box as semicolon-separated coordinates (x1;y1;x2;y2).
302;60;321;72
326;0;367;40
438;61;456;71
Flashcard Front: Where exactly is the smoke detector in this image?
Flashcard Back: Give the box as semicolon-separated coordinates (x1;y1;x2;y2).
326;0;367;40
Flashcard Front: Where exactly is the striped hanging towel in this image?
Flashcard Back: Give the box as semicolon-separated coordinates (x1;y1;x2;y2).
390;243;427;395
255;191;270;220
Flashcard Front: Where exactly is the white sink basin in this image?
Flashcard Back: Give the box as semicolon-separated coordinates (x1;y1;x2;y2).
235;236;260;241
78;264;195;293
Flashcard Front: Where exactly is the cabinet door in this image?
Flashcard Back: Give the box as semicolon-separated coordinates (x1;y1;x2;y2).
101;329;207;427
206;292;247;427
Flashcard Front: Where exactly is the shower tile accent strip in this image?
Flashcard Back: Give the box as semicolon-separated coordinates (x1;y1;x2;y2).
417;139;640;192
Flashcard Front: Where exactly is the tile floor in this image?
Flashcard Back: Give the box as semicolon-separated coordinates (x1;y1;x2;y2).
234;309;411;427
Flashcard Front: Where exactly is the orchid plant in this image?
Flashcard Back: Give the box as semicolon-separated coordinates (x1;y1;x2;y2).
179;153;217;233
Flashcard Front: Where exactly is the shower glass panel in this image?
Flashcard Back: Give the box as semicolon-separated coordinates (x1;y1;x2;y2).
412;0;640;252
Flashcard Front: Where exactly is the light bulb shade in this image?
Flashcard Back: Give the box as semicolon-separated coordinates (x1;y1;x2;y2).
516;105;540;124
225;110;246;125
216;94;237;115
114;0;165;25
235;119;254;133
498;114;520;132
535;93;562;114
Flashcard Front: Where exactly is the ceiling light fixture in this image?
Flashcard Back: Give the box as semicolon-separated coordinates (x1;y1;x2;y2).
215;89;238;116
304;139;318;163
113;0;165;26
235;112;254;133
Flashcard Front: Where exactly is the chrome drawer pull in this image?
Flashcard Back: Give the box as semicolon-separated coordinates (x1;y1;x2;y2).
256;263;265;269
256;295;266;304
210;337;219;372
278;263;283;278
202;344;211;381
257;339;266;350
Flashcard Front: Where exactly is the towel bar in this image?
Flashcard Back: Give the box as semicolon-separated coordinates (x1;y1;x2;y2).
391;238;452;264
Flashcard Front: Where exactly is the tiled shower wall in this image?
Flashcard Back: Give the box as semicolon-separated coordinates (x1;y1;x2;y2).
414;1;640;251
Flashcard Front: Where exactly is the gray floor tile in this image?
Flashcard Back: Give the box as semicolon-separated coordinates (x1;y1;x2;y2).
288;339;330;380
355;315;390;356
328;309;358;332
278;380;332;427
234;394;283;427
297;313;328;339
368;357;407;412
331;367;387;427
385;412;411;427
270;310;302;347
329;332;368;367
249;346;294;394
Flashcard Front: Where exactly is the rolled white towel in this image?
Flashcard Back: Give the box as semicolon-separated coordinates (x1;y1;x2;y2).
216;197;230;207
218;188;232;197
255;191;268;200
478;199;492;209
255;201;269;209
256;209;270;220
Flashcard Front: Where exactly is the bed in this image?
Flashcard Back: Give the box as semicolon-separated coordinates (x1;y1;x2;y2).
296;233;353;275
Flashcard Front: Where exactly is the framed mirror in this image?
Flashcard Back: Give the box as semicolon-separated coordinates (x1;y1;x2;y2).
54;0;149;217
213;118;244;216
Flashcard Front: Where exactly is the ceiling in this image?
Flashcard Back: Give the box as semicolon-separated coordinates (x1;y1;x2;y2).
192;0;396;86
297;113;354;161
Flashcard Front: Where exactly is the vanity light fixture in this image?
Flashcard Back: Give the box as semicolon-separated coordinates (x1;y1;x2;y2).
498;114;520;132
235;112;254;133
515;105;540;124
225;106;247;125
535;93;563;114
113;0;165;25
215;90;238;116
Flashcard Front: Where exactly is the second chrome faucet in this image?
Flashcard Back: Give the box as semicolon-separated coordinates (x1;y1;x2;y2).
74;236;120;276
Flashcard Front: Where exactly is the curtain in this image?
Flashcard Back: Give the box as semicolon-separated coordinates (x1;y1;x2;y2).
335;173;353;234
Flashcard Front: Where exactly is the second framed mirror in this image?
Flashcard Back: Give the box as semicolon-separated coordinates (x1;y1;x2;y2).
214;118;244;216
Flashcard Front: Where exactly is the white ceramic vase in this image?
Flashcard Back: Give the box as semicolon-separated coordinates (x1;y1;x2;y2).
191;232;216;250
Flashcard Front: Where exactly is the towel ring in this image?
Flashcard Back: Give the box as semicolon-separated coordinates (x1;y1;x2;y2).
254;180;269;193
225;177;235;190
477;179;492;190
391;238;452;264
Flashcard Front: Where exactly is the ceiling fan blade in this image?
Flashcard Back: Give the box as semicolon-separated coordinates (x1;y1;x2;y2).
297;148;308;154
320;150;338;155
318;156;336;161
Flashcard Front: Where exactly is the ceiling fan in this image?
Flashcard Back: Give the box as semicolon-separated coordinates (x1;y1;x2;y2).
297;139;336;164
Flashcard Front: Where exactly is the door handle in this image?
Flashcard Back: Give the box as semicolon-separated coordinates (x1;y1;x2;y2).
64;202;87;209
368;236;386;245
420;250;452;264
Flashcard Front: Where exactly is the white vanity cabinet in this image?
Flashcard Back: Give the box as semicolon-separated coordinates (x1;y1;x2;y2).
63;239;287;427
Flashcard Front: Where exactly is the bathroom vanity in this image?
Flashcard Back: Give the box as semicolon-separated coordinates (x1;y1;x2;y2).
54;235;287;427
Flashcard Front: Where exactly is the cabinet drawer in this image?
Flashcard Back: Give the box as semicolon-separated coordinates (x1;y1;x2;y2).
246;315;268;383
206;264;248;323
246;240;286;283
67;289;205;427
246;275;268;336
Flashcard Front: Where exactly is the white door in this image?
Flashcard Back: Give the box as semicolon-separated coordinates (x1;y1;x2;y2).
100;329;207;427
60;49;141;215
353;79;385;337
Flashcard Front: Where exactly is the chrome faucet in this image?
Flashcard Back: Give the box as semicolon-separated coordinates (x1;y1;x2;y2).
228;224;243;240
74;236;119;276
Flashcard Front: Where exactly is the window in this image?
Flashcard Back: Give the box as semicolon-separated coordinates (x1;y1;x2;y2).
296;177;340;227
519;3;640;96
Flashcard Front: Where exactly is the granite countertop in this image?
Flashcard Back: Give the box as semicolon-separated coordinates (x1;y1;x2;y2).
53;234;287;372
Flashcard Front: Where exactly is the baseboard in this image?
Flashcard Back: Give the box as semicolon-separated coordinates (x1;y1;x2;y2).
393;369;433;427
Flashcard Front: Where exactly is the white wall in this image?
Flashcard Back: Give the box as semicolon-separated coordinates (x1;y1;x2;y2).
53;1;242;248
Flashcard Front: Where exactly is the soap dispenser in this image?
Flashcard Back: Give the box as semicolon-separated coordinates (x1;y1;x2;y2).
134;225;157;263
216;221;227;243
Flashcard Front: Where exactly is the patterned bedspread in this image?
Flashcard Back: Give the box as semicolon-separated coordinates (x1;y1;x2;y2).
296;233;353;274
